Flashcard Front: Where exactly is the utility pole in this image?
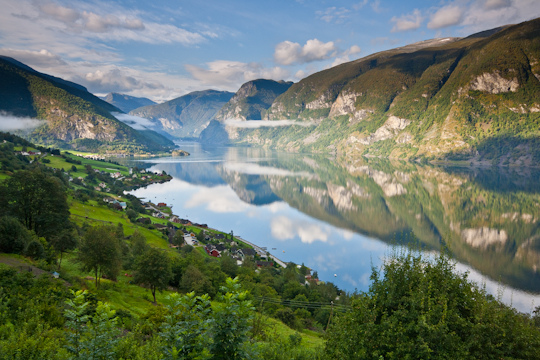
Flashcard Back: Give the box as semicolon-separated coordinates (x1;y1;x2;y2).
326;300;334;331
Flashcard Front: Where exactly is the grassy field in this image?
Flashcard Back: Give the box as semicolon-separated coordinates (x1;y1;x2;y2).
41;152;130;178
69;199;169;249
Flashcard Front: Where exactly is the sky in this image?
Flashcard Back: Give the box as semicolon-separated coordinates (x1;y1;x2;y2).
1;0;539;102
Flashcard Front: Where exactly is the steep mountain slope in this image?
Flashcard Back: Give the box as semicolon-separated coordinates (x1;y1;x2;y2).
129;90;234;138
101;92;156;113
0;57;168;153
214;18;540;165
215;79;293;120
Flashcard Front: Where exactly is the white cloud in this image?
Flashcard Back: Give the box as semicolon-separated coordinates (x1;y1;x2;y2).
391;9;423;32
185;60;289;91
112;113;155;130
316;7;350;23
0;49;67;68
0;112;45;131
370;0;383;13
428;5;464;29
352;0;369;10
270;215;330;244
72;67;166;94
484;0;513;10
185;185;251;213
325;45;362;68
223;119;316;128
274;39;337;66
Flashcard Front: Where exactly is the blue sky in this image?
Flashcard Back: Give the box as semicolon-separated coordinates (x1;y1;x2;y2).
1;0;539;101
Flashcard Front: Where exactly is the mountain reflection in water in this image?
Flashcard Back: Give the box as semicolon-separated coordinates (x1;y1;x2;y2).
120;144;540;312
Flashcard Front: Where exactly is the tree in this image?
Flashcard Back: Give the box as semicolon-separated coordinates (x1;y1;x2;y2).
324;249;540;359
78;225;122;289
134;248;172;303
50;228;78;270
173;231;185;247
196;230;205;243
210;277;254;360
0;216;31;254
160;292;212;360
0;169;70;239
71;165;77;172
126;209;137;223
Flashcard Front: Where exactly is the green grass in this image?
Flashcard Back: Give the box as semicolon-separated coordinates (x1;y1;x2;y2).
41;152;130;178
262;316;324;349
69;200;169;249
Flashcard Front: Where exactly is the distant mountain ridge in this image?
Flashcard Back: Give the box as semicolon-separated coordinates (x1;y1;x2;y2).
0;57;170;153
101;92;156;113
129;90;234;138
201;18;540;166
215;79;293;121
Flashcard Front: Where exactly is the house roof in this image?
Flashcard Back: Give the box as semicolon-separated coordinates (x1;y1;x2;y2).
241;248;256;256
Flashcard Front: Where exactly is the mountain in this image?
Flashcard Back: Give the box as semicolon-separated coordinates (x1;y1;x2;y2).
204;18;540;165
129;90;234;138
0;57;169;153
101;92;156;113
215;79;293;121
0;55;88;92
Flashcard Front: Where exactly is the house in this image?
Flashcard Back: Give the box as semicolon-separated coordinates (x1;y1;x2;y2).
141;176;147;180
180;219;192;226
110;172;121;179
94;186;101;191
119;202;127;210
51;271;60;279
99;183;107;188
240;248;256;257
157;202;167;207
140;169;146;173
132;174;137;178
214;233;225;240
190;232;196;238
152;212;165;219
215;244;226;252
103;197;115;203
112;202;122;210
170;215;180;223
256;261;274;268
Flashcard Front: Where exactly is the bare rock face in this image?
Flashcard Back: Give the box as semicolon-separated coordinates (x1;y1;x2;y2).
461;227;508;248
329;91;359;117
327;183;357;212
358;116;411;145
302;186;328;206
370;169;407;197
305;93;332;110
470;72;519;94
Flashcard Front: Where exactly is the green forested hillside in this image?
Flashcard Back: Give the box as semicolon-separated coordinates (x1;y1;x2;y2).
0;58;170;154
213;18;540;166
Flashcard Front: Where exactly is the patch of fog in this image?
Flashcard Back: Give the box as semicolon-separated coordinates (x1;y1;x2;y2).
0;112;45;131
112;112;154;130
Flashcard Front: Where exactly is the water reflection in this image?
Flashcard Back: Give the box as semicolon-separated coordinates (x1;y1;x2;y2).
121;143;540;312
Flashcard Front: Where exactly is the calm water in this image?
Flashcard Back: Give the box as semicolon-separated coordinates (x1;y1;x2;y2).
119;143;540;312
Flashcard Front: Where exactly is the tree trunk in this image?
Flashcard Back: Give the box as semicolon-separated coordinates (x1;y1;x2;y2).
58;251;63;270
152;286;156;304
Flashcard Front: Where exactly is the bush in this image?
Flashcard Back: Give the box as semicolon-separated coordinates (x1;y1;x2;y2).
25;240;45;260
0;216;31;254
325;248;540;359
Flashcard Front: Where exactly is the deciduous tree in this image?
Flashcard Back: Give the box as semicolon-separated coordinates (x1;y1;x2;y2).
134;247;172;303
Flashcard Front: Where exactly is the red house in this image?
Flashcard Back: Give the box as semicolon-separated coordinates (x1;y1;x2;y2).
157;202;167;207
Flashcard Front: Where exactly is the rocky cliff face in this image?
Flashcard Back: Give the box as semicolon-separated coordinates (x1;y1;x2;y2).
207;18;540;166
215;79;293;121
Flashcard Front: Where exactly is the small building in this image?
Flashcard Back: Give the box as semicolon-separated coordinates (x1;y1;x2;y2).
94;186;101;191
240;248;256;257
52;271;60;279
256;261;274;268
157;202;167;207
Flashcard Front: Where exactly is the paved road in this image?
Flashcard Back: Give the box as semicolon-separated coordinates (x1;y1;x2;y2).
234;236;288;268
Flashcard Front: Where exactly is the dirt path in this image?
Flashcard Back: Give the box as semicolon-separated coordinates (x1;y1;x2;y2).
0;254;71;285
